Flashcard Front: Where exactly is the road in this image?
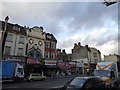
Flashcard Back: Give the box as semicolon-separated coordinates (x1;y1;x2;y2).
2;75;77;90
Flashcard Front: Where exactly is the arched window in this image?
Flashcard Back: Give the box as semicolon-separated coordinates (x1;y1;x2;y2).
27;48;43;64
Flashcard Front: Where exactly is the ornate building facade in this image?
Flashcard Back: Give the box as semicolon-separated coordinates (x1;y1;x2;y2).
44;33;57;60
26;26;46;64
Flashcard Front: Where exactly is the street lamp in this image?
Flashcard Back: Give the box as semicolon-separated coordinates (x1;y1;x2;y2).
0;16;9;90
2;16;9;59
4;16;9;30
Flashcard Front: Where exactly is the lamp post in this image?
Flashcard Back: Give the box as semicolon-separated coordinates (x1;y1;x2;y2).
1;16;9;60
0;16;9;90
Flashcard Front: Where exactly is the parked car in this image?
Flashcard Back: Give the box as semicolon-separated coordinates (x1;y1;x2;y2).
61;76;106;90
28;73;46;81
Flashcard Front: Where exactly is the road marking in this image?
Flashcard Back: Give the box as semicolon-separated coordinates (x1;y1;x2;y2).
52;86;63;88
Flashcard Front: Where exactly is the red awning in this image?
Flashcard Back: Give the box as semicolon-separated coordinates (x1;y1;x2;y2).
57;62;71;69
27;57;40;64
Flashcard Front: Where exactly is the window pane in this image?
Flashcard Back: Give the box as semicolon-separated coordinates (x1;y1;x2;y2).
93;53;97;57
6;34;13;42
17;48;23;56
46;42;49;48
4;46;11;55
70;78;86;88
51;43;53;49
13;26;20;31
19;36;25;44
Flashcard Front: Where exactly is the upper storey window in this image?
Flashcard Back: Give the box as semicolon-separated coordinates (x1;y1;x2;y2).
6;34;13;42
47;35;51;39
93;52;97;57
19;36;25;44
13;25;20;31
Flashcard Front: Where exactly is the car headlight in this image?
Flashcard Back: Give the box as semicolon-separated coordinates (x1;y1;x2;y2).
104;78;111;86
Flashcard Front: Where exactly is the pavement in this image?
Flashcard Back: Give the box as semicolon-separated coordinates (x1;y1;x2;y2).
23;74;79;82
46;74;79;80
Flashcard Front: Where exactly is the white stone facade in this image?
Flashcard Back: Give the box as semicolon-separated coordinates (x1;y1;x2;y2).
89;48;101;63
4;32;26;56
104;54;120;62
27;26;46;59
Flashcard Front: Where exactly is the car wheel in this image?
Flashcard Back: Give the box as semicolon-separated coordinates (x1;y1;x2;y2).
30;79;33;82
42;78;44;80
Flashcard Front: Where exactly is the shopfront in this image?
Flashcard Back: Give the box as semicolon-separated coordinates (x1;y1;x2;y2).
57;62;76;75
3;55;26;65
25;47;45;77
44;60;58;76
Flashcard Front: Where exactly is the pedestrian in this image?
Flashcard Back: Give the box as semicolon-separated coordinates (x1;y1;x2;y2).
52;72;55;80
86;69;89;75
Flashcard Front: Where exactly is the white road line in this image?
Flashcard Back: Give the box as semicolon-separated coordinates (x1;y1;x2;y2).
52;86;63;88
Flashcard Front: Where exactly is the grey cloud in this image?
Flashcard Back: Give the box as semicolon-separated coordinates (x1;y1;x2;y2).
1;2;118;54
83;29;118;47
2;2;118;35
63;2;118;32
46;2;118;36
96;33;117;46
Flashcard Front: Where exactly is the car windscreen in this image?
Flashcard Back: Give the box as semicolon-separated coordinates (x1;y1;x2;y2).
69;77;86;88
31;73;41;76
94;70;109;77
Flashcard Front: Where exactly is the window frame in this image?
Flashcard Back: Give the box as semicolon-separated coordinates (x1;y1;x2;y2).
19;36;25;44
17;48;24;56
4;46;11;55
6;34;13;42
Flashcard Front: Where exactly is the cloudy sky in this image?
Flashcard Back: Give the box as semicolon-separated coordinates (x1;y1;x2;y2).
0;0;119;58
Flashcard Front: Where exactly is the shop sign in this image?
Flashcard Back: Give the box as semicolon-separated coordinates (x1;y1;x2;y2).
69;61;76;65
3;56;25;62
57;62;71;69
84;63;89;68
77;62;84;67
57;62;65;67
5;58;22;62
45;60;56;65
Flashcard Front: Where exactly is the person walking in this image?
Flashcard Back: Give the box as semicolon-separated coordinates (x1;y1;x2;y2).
52;72;55;80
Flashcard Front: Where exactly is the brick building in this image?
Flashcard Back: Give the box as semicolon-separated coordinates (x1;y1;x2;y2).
44;33;57;60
